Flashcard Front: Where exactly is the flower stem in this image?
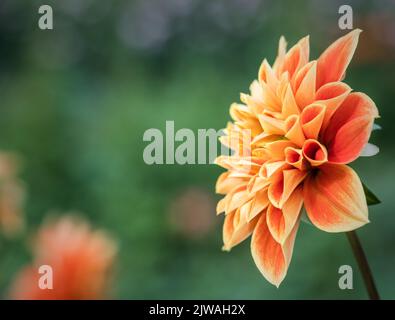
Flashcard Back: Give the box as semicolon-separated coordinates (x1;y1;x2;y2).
346;231;380;300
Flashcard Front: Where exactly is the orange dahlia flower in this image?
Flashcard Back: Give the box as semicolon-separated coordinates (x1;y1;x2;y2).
10;216;117;299
215;29;379;287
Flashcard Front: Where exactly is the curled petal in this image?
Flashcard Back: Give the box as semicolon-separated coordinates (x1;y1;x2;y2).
303;164;369;232
285;115;305;147
223;210;260;251
323;92;379;164
300;103;326;139
315;82;352;129
251;212;299;287
285;147;308;171
302;139;328;167
266;186;303;244
316;29;361;88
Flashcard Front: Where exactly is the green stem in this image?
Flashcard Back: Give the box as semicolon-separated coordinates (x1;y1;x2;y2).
346;231;380;300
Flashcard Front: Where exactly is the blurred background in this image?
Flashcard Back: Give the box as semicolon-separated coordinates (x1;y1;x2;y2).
0;0;394;299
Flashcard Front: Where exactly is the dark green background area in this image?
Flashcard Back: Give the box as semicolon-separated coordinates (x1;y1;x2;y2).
0;0;394;299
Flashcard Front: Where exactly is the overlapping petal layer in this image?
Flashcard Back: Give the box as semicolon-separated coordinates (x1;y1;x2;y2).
215;30;378;286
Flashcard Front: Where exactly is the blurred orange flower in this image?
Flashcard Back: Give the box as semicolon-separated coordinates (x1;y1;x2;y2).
10;216;117;299
215;29;379;286
0;152;25;237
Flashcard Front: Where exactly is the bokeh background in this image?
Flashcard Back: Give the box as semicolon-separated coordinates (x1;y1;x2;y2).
0;0;394;299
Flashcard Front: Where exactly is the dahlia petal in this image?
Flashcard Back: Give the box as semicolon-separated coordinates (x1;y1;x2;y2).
244;189;270;222
315;82;352;129
259;59;279;91
285;115;305;147
216;172;248;195
223;209;260;251
216;197;226;215
247;175;269;193
241;83;265;114
285;147;307;171
252;132;282;146
280;36;310;79
302;139;328;167
273;36;287;74
251;212;299;287
300;103;326;140
265;140;295;160
267;186;303;244
316;29;361;88
225;186;251;214
260;81;282;112
295;61;317;108
323;92;379;164
268;169;307;208
282;84;300;118
303;164;369;232
258;114;285;135
265;161;287;177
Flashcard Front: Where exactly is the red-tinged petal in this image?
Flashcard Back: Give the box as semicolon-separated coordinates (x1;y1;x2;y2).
223;209;260;251
280;36;310;79
268;169;307;208
303;164;369;232
285;115;305;147
285;147;308;171
315;82;352;129
323;92;379;164
267;186;303;244
300;103;326;139
294;61;317;108
251;212;299;287
316;29;361;88
302;139;328;167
